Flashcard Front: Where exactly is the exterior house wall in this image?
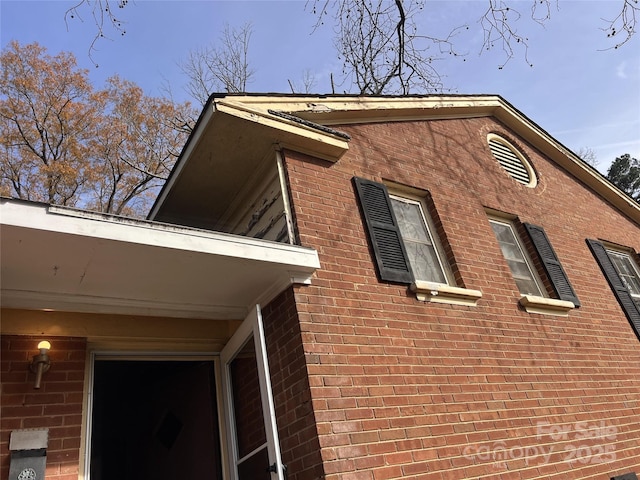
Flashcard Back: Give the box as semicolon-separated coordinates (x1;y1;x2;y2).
2;96;639;480
1;335;86;480
283;116;640;479
0;311;239;479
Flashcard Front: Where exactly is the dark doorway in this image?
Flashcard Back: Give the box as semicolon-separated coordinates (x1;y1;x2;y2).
90;360;222;480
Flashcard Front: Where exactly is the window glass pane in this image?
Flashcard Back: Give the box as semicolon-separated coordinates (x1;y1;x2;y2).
390;196;446;284
490;220;543;297
514;277;543;297
392;199;430;243
506;259;535;279
403;241;446;284
229;337;267;459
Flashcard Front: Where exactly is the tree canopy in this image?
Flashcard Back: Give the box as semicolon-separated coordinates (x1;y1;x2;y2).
607;154;640;202
0;41;196;217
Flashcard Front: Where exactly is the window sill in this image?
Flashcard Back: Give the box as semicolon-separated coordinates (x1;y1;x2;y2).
411;281;482;307
518;295;576;316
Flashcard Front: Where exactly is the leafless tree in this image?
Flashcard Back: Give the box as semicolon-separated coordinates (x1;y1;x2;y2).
65;0;639;95
576;147;598;168
288;70;318;94
309;0;639;94
310;0;465;94
65;0;129;66
179;22;255;105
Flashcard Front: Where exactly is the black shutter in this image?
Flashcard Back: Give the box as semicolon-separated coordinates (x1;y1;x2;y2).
523;223;580;306
587;239;640;340
611;474;638;480
353;177;413;284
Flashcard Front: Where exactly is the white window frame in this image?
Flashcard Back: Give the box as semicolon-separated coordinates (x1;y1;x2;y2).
606;247;640;306
489;217;545;297
389;192;452;286
388;188;481;306
488;217;575;316
221;305;284;480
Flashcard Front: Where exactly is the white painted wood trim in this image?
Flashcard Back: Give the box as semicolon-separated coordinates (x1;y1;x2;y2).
1;200;319;268
221;305;284;480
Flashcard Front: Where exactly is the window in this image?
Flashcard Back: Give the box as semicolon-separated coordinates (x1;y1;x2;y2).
353;177;481;306
607;250;640;307
489;218;544;297
587;239;640;340
489;217;579;315
389;195;448;285
487;134;537;188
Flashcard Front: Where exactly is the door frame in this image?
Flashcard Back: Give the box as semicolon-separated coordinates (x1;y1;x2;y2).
220;305;284;480
80;305;282;480
81;352;225;480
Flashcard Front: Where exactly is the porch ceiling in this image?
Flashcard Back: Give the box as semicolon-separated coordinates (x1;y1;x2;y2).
0;199;320;320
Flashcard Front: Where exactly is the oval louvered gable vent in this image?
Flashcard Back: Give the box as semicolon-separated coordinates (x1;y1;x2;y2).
488;135;537;187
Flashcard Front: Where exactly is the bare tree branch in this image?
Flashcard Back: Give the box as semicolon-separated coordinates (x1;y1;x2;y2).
309;0;637;94
601;0;639;50
180;22;255;105
65;0;130;67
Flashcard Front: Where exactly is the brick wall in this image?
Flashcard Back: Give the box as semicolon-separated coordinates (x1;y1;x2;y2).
263;288;325;480
1;335;86;480
283;116;640;479
229;352;267;458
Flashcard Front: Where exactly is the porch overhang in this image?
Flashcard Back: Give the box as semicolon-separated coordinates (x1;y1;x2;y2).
149;97;350;227
0;198;320;320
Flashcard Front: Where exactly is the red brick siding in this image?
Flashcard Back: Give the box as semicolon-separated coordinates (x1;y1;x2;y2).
229;352;267;457
1;335;86;480
283;116;640;479
263;288;325;480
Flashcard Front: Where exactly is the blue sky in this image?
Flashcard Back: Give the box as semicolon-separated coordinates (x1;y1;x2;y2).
1;1;639;173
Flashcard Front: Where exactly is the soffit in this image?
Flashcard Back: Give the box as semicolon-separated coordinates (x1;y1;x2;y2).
0;199;320;320
149;99;349;227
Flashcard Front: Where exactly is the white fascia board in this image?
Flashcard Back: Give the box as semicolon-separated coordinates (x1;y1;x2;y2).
0;200;320;270
221;95;503;126
220;94;502;113
212;99;350;160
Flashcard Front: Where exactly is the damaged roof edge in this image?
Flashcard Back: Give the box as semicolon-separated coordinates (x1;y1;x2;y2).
148;94;352;221
267;109;351;140
150;93;639;225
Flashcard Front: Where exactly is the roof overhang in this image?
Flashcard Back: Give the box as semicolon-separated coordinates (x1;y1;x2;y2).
149;96;350;225
191;94;639;225
150;93;638;228
1;198;320;320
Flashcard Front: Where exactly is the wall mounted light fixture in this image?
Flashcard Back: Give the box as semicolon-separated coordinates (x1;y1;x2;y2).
30;341;51;389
